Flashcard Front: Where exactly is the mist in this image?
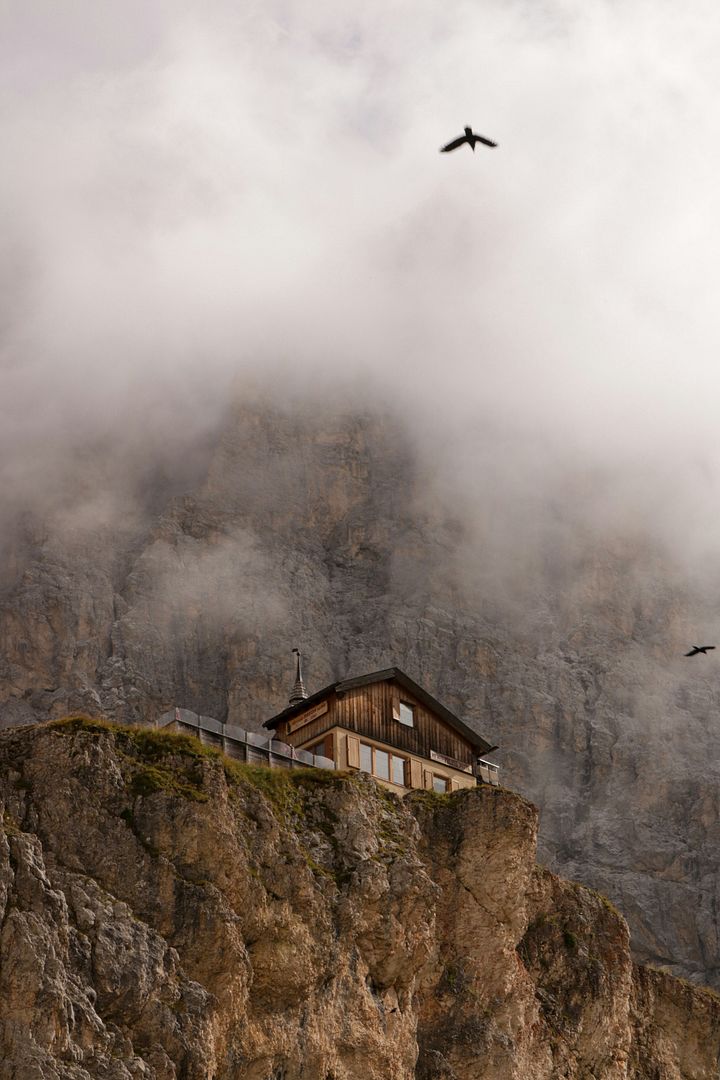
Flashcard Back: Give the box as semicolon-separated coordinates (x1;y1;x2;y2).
6;3;720;990
3;0;720;572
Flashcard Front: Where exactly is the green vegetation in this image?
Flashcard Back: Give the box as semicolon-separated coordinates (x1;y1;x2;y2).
223;759;302;814
563;929;578;952
410;791;454;808
130;763;208;802
49;715;358;818
2;810;21;835
223;759;350;815
50;715;219;764
49;715;116;737
48;717;405;887
304;854;335;881
585;886;622;919
565;877;622;920
50;715;213;804
520;915;581;964
439;960;471;996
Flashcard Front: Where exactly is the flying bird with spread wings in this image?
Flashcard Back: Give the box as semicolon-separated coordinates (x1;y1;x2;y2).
440;126;497;153
684;645;716;657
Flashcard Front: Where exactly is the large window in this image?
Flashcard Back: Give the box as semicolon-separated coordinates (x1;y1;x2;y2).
398;702;415;727
359;742;407;786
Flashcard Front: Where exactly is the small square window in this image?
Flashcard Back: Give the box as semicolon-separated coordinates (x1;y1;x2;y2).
433;775;448;794
398;702;414;727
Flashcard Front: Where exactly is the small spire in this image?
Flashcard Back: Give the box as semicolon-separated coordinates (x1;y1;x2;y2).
289;648;309;705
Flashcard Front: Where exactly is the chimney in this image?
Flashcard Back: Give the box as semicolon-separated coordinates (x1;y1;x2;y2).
289;648;309;705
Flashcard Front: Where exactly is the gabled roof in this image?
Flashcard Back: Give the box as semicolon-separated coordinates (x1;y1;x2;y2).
264;666;497;754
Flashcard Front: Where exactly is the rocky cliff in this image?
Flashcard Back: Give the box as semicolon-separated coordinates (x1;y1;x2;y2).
2;717;719;1080
1;395;719;994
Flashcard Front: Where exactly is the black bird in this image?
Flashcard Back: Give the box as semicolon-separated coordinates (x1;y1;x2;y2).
440;126;497;153
684;645;716;657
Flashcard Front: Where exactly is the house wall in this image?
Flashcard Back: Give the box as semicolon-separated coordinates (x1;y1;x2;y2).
275;680;476;767
299;726;476;794
275;694;340;747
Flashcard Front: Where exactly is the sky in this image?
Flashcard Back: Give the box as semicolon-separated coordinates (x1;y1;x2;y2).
3;0;720;563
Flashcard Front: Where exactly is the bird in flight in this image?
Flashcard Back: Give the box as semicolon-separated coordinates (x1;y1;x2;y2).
440;126;497;153
684;645;716;657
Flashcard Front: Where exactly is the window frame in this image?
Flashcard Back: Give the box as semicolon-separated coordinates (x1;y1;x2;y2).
359;742;373;774
358;741;409;787
306;736;333;760
374;747;390;781
398;701;415;727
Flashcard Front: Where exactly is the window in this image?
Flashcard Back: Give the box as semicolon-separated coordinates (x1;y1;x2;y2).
360;742;372;774
433;775;449;794
307;736;332;759
358;742;408;787
399;702;415;727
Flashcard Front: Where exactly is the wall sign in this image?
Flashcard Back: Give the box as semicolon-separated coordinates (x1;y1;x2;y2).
287;700;329;733
430;749;472;774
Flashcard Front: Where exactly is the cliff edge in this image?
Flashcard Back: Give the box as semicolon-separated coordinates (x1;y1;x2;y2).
1;719;718;1079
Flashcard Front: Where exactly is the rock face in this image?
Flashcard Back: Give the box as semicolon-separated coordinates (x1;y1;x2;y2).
2;718;719;1080
1;395;720;992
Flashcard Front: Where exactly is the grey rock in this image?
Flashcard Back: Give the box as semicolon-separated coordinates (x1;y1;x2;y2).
1;394;720;993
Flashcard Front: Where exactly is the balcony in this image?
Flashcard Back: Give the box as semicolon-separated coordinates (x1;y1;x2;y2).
475;759;500;786
159;708;336;771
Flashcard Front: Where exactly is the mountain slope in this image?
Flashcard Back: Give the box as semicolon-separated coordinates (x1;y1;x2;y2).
2;718;719;1079
1;396;719;991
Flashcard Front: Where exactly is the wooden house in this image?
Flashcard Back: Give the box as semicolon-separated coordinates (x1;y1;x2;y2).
264;665;498;793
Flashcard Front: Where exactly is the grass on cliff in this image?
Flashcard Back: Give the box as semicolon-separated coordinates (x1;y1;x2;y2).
566;879;622;921
50;715;217;763
49;715;217;802
222;758;351;815
48;715;353;813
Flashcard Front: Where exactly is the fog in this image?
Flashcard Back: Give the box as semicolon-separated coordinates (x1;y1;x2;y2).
6;2;720;989
3;0;720;567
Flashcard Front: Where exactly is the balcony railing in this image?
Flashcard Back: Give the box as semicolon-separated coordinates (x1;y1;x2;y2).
475;759;500;786
158;708;336;771
159;708;499;789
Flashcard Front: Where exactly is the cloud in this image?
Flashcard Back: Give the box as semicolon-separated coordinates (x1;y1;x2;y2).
128;526;287;629
2;0;720;568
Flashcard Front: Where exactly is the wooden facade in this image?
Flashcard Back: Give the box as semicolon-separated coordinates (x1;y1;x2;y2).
264;668;497;794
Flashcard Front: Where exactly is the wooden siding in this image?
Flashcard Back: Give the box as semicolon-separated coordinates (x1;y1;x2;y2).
274;693;339;747
333;681;475;765
274;679;477;766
